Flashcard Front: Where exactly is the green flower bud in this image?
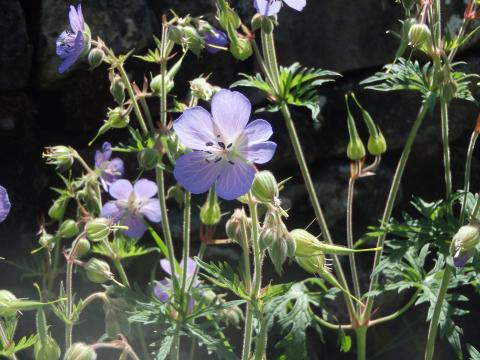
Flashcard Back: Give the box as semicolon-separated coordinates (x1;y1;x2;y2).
367;131;387;156
74;238;91;258
43;146;74;171
263;213;295;274
190;77;216;101
218;305;244;328
261;17;274;34
34;336;61;360
84;258;113;284
251;171;279;204
106;107;130;129
137;148;159;170
168;25;184;45
201;290;217;305
200;188;221;225
345;95;366;161
110;76;126;105
230;36;253;61
88;48;105;70
295;254;328;275
85;218;112;242
251;14;262;31
48;196;69;221
408;23;431;47
183;26;204;56
39;233;56;252
258;227;274;251
150;74;173;95
64;343;97;360
0;290;17;317
59;219;79;238
226;209;250;243
290;229;324;257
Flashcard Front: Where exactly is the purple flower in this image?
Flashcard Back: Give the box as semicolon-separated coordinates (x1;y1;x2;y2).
95;142;124;191
0;186;11;223
254;0;306;16
101;179;161;237
202;29;229;54
173;89;277;200
154;257;197;311
56;4;88;73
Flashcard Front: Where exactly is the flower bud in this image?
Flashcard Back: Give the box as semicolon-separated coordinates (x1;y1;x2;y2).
368;131;387;156
261;17;274;34
84;258;113;284
295;254;328;275
263;213;295;274
408;23;431;47
345;95;365;161
183;26;204;56
88;48;105;70
259;227;275;251
251;14;262;31
43;146;74;171
85;218;112;242
48;196;69;221
218;305;243;328
230;36;253;61
64;343;97;360
0;290;17;317
137;148;159;170
39;233;56;252
59;219;79;238
150;74;173;95
106;107;130;129
290;229;323;257
200;189;221;225
190;77;216;101
74;238;91;258
452;221;480;267
251;171;279;204
201;289;217;305
226;209;250;243
34;336;61;360
110;76;126;105
168;25;184;45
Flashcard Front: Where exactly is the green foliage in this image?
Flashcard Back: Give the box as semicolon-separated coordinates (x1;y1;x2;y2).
92;234;159;260
232;63;339;121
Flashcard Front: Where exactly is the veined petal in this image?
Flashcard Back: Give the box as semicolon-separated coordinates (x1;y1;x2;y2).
58;31;84;73
69;4;84;33
242;141;277;164
215;161;256;200
243;119;273;144
180;257;197;277
140;199;162;223
109;179;133;200
283;0;306;11
173;107;216;151
160;259;173;276
0;186;11;223
134;179;158;200
123;214;146;237
254;0;282;16
174;151;222;194
101;201;123;222
211;90;251;143
95;142;112;167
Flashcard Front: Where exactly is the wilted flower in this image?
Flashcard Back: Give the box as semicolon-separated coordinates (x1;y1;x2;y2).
101;179;161;237
94;142;124;191
0;186;11;223
56;4;90;73
173;89;277;200
202;29;229;54
254;0;306;16
154;257;198;311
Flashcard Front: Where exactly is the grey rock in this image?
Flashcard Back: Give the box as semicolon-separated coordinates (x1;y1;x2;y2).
0;0;32;91
36;0;158;88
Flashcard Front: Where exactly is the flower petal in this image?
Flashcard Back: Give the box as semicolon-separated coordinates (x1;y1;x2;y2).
140;199;162;223
283;0;306;11
134;179;158;200
211;90;251;143
122;214;146;238
173;107;216;151
180;257;197;277
101;201;123;222
174;151;222;194
109;179;133;200
153;279;172;302
453;250;473;268
69;4;84;33
0;186;11;223
203;30;229;54
254;0;282;16
160;259;173;275
95;142;112;167
215;161;256;200
58;31;84;73
242;141;277;164
243;119;273;144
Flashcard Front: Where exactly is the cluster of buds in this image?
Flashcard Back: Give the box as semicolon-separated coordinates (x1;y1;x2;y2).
43;146;75;172
451;220;480;267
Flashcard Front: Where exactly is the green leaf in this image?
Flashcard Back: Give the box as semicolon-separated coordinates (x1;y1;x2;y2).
92;234;159;260
156;334;175;360
338;328;352;353
185;322;239;360
0;334;38;357
468;344;480;360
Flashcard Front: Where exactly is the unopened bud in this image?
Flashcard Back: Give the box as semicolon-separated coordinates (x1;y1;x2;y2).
84;258;113;284
64;343;97;360
59;219;79;238
48;196;69;221
85;218;112;242
251;171;279;204
137;148;159;170
295;254;328;275
345;95;365;161
39;233;57;252
183;26;204;56
43;146;74;171
150;74;173;95
34;336;61;360
251;14;262;31
452;221;480;267
226;209;250;243
74;238;91;258
261;16;274;34
110;76;125;105
230;36;253;61
88;48;105;70
200;189;221;225
106;107;130;129
0;290;17;317
408;23;431;47
367;130;387;156
218;305;243;328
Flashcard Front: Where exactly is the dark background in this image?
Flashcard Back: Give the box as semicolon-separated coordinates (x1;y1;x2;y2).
1;0;480;359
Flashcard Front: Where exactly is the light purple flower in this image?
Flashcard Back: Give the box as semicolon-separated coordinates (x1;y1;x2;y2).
202;29;229;54
0;186;11;223
101;179;161;237
56;4;87;73
173;89;277;200
453;252;473;268
154;257;197;310
254;0;306;16
95;142;124;191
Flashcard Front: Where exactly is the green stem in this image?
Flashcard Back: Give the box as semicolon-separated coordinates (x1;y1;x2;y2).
180;192;192;309
460;132;478;224
249;194;263;298
241;303;254;360
114;259;130;288
368;289;421;326
355;326;367;360
424;266;452;360
365;100;432;318
65;260;73;350
440;96;452;201
139;97;155;134
254;318;268;360
347;177;362;302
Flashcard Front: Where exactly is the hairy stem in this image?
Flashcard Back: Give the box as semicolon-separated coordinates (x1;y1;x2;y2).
355;326;367;360
347;177;362;301
460;132;478;224
440;96;452;201
180;192;192;310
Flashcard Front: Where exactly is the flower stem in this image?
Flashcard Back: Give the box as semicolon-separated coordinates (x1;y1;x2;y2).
355;326;367;360
65;259;74;350
180;192;192;309
440;95;452;201
364;99;432;318
113;259;130;288
254;318;268;360
424;266;452;360
460;131;478;224
347;177;362;302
